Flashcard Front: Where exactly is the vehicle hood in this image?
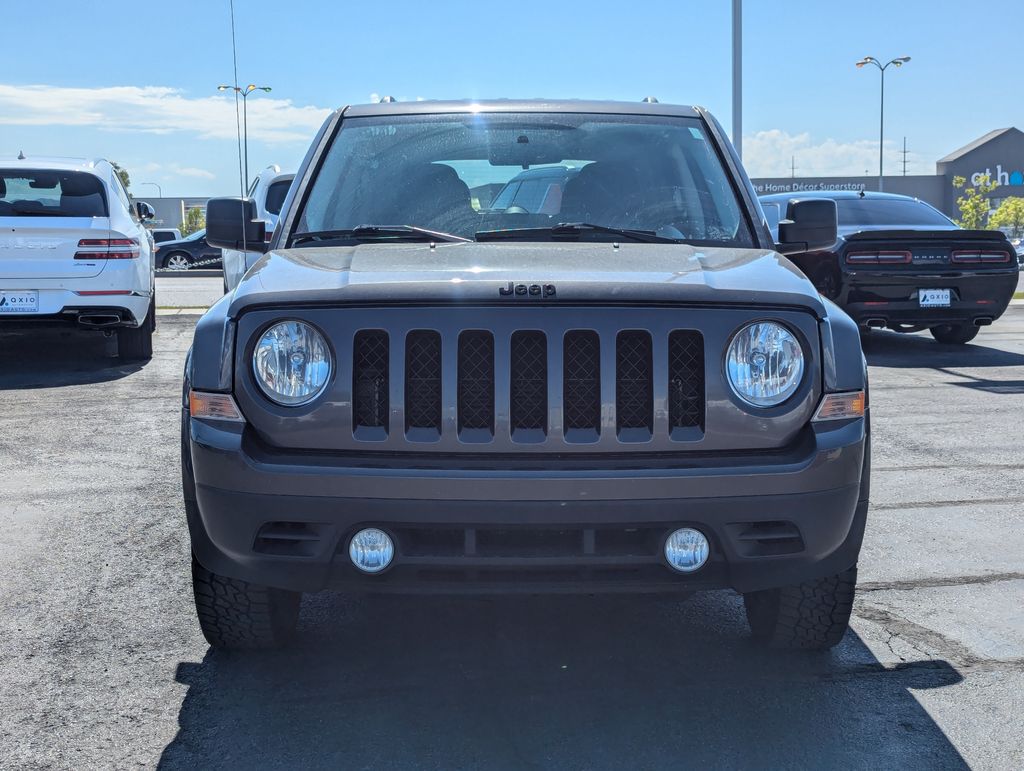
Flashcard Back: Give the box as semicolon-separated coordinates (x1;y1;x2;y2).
229;242;827;317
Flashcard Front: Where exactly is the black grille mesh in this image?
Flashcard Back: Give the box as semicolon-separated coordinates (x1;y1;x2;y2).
510;331;547;431
405;331;442;430
616;331;653;431
669;331;705;431
353;330;389;429
563;331;601;431
458;331;494;432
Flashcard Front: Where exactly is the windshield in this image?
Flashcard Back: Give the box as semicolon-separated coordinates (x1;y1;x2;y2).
838;198;954;227
296;112;752;245
0;169;108;217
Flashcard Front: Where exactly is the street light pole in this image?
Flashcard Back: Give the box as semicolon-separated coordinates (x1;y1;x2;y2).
732;0;742;159
217;84;272;193
855;56;910;192
140;182;162;198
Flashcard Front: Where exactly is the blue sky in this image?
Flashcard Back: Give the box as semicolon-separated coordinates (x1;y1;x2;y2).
1;0;1020;197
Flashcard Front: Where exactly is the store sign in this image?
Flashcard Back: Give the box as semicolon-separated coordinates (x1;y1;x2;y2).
970;165;1024;187
752;181;867;194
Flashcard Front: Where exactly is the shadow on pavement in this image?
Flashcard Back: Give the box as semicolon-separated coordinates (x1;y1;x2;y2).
160;591;967;769
0;328;143;389
863;328;1024;369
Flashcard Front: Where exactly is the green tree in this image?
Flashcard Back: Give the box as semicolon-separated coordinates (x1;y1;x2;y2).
111;161;131;191
989;197;1024;239
952;174;998;230
180;207;206;237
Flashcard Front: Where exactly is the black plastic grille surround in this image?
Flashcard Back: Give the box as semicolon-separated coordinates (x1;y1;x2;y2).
405;331;442;430
352;330;389;430
563;331;602;432
615;330;653;433
458;330;495;432
510;331;548;432
668;330;705;431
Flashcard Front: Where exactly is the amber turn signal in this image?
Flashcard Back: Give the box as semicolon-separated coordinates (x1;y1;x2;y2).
189;390;245;422
813;391;866;422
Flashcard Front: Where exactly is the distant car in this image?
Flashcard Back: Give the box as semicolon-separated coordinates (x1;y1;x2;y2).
0;156;156;358
155;229;222;270
760;191;1019;344
221;165;295;291
150;228;182;244
487;165;582;214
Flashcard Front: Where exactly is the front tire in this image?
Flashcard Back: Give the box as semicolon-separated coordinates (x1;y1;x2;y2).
930;323;980;345
162;251;192;270
743;566;857;650
192;555;301;650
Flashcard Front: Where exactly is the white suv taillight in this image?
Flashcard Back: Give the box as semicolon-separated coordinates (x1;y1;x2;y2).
74;237;140;259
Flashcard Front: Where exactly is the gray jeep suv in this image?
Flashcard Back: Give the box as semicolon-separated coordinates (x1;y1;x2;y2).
186;99;869;651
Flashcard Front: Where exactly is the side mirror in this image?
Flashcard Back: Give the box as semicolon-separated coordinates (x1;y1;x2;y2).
206;197;268;253
135;200;155;221
776;198;838;255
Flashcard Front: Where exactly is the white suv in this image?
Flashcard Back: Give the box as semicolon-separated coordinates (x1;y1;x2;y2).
0;157;156;359
221;165;294;291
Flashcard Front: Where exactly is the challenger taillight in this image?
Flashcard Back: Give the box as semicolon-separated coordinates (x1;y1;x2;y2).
951;250;1011;264
845;250;911;264
74;238;140;259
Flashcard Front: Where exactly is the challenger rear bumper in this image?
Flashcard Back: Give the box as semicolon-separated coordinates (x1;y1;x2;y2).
839;267;1017;327
185;415;870;595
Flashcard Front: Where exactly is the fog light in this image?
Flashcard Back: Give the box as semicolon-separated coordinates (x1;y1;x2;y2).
664;528;710;573
348;528;394;574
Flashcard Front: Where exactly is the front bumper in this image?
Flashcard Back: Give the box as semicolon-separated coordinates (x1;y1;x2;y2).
838;267;1017;327
186;414;869;595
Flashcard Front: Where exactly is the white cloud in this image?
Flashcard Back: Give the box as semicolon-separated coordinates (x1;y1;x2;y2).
743;129;929;178
0;84;331;144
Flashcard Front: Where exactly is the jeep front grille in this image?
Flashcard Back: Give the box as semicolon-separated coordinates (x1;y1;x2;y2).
347;325;705;446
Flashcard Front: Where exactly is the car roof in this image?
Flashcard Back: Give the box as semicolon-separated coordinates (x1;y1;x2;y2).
759;190;923;203
0;156;111;173
342;99;701;118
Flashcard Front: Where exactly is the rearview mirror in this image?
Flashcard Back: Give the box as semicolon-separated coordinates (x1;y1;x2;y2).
134;200;155;221
776;198;838;255
206;197;268;253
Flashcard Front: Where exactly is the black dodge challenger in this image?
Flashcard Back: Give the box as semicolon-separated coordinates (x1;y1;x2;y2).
760;191;1019;344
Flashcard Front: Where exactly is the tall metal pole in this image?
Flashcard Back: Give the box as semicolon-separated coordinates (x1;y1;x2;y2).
856;56;910;193
732;0;742;159
878;67;885;192
242;91;250;193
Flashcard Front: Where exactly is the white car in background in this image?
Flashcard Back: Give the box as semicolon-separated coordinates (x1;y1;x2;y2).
0;157;157;359
220;165;295;292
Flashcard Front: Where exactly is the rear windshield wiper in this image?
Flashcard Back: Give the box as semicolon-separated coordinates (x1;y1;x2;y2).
291;225;471;246
475;222;681;244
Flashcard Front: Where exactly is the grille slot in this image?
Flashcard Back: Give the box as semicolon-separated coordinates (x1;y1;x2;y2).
405;330;442;435
352;330;389;435
563;330;601;435
669;330;705;433
458;330;495;435
510;331;547;435
254;522;325;557
616;330;653;437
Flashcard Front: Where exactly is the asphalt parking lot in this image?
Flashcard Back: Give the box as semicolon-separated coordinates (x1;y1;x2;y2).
1;306;1023;769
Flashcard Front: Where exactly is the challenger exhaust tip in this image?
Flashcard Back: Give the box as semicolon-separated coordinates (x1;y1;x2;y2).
973;317;994;327
864;318;887;328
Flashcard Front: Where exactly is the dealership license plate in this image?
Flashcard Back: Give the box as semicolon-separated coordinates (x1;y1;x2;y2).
0;290;39;313
919;289;951;308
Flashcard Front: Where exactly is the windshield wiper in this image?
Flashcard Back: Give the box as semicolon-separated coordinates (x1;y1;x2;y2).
475;222;681;244
291;225;470;246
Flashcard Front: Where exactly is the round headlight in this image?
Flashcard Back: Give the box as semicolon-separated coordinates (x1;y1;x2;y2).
253;320;332;406
726;322;804;407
